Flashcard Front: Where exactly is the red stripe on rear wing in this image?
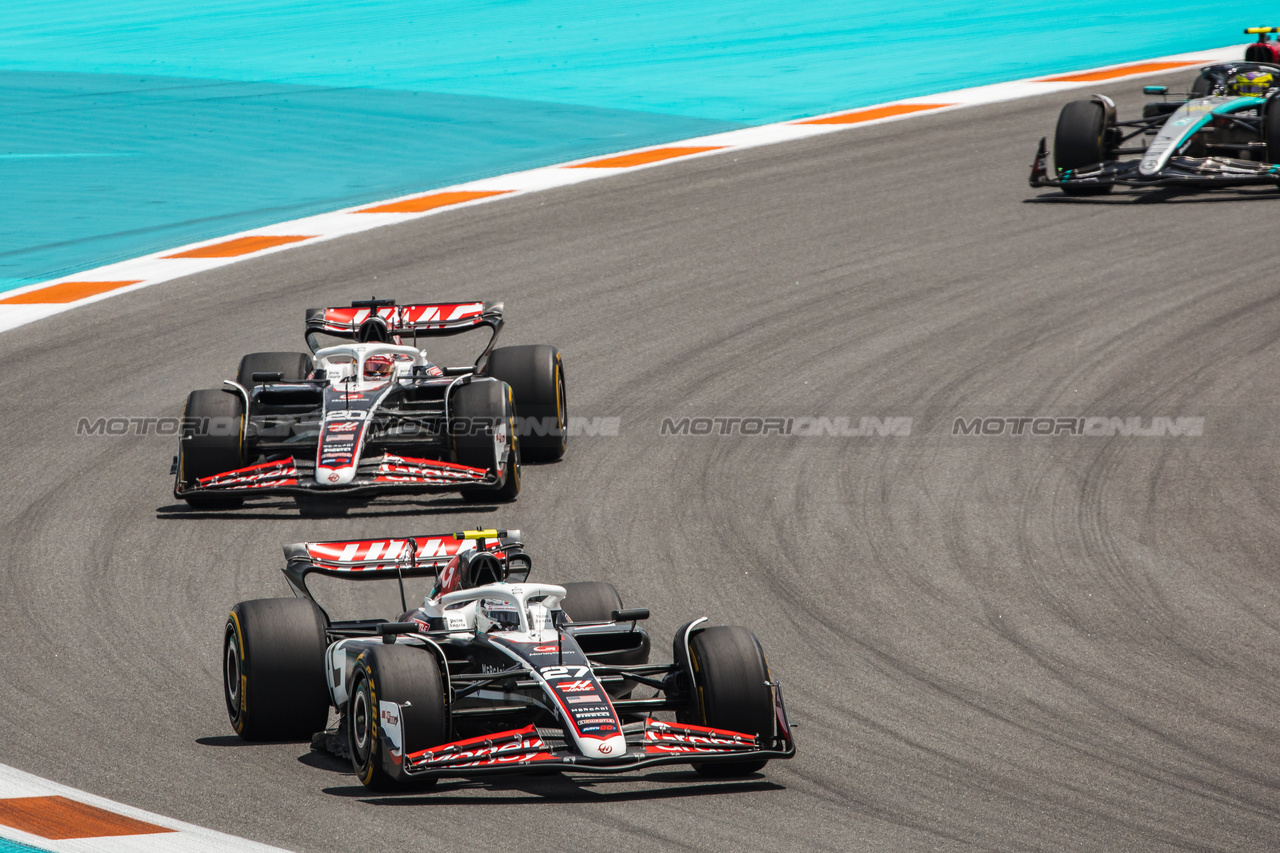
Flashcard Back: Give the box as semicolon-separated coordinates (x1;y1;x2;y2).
306;301;500;338
282;530;523;582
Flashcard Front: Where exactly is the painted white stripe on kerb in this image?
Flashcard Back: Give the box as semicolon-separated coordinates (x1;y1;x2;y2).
0;43;1245;335
0;762;293;853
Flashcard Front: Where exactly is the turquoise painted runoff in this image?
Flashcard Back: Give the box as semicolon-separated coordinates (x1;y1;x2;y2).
0;2;1266;290
0;837;48;853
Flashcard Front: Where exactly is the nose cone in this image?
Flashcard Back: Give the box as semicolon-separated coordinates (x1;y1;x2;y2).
316;466;357;486
579;734;627;760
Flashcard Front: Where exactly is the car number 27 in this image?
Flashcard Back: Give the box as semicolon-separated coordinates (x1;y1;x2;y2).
539;666;590;680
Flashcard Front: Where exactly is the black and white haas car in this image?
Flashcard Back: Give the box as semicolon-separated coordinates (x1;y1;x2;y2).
222;530;795;790
174;299;567;513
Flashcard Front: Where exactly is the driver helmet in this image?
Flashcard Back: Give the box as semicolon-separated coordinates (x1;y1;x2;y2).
1229;69;1274;97
476;599;521;633
363;354;394;380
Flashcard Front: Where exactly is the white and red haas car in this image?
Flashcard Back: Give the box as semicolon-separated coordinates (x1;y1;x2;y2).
174;299;567;513
222;530;795;790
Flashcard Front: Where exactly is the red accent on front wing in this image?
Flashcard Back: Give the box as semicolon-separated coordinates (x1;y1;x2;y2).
399;718;790;776
196;457;298;489
643;718;759;752
645;743;743;755
406;724;556;769
376;454;488;485
191;454;485;492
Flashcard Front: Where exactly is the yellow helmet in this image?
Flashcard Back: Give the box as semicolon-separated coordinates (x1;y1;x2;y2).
1229;69;1274;96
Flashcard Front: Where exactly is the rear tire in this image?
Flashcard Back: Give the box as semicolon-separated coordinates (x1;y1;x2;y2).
236;351;313;390
180;389;245;509
348;644;447;791
224;598;330;741
452;379;521;503
1054;99;1114;196
560;582;623;623
681;626;775;777
484;345;567;462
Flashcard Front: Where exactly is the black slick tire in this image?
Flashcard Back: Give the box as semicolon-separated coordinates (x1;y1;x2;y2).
681;626;775;777
224;598;330;741
561;583;649;681
1054;99;1114;196
180;389;245;509
347;644;447;792
452;379;521;503
235;351;314;390
484;345;567;462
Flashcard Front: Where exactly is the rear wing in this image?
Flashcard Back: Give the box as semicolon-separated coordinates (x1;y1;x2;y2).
304;299;504;353
282;528;526;598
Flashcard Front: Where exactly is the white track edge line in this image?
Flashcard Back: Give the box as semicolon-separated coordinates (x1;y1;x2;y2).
0;761;293;852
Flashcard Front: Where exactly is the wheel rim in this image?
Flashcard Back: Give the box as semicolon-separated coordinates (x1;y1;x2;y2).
223;627;241;721
555;361;567;450
351;684;371;760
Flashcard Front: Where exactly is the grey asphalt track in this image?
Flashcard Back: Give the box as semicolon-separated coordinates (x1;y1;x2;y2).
3;69;1280;852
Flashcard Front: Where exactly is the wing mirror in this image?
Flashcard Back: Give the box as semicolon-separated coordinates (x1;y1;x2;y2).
379;622;419;643
612;608;650;623
1143;85;1168;95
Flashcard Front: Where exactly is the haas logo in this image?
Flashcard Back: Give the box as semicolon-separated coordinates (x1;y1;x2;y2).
327;472;340;483
598;744;612;754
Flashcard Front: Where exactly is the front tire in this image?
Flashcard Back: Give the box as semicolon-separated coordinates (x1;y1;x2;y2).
180;389;245;509
348;644;448;791
1054;99;1114;196
224;598;330;741
453;379;520;503
484;345;568;462
681;626;775;777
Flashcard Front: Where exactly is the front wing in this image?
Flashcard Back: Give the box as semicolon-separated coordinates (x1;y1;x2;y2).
399;717;796;778
1029;138;1280;190
174;453;495;499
